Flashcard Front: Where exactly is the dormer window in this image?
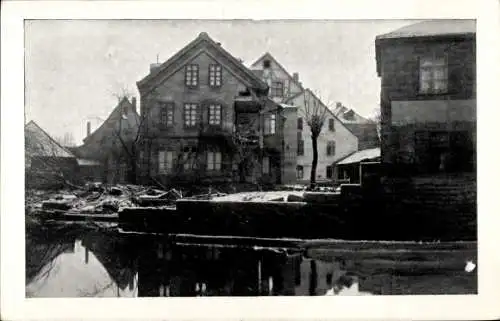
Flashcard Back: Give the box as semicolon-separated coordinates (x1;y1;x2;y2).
263;59;271;69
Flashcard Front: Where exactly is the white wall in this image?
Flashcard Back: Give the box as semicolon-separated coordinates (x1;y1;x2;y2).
294;91;358;181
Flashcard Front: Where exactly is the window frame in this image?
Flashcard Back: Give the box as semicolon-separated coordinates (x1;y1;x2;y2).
262;156;270;175
328;118;335;132
158;150;175;174
206;150;222;171
297;139;305;156
185;64;199;87
208;64;222;88
296;165;304;179
160;102;175;127
270;81;284;98
326;141;336;156
264;113;277;135
183;103;199;128
297;117;303;131
418;56;448;95
208;104;222;126
182;146;197;171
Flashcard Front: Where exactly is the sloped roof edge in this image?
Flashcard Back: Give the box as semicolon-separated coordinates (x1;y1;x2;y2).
137;32;268;91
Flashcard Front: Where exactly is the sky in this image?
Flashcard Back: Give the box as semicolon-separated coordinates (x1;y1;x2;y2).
25;19;413;144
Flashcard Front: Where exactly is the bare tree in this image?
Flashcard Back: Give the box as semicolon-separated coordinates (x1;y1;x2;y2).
301;90;329;188
55;132;76;147
232;117;261;183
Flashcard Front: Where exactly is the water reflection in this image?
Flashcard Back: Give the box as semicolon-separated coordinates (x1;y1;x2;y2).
26;226;477;297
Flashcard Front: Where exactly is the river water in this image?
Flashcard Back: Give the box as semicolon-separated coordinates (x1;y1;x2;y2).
26;223;477;297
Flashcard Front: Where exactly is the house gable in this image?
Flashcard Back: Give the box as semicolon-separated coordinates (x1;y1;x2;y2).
250;52;304;99
291;89;357;138
25;121;76;159
76;98;140;160
137;32;268;95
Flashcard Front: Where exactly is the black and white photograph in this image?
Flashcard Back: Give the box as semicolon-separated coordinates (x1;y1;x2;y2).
2;1;499;320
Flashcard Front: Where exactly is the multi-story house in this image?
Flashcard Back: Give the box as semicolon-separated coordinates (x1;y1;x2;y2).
286;89;359;182
250;53;359;183
136;33;284;187
375;20;476;219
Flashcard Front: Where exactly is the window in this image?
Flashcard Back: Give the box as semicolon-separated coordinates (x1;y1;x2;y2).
329;119;335;131
182;146;197;171
271;81;284;98
297;139;304;156
158;150;174;174
262;156;270;174
263;59;271;68
160;102;174;126
185;64;199;87
419;57;447;94
184;103;198;127
327;141;335;156
296;165;304;179
414;130;474;173
297;117;303;131
326;166;333;179
264;113;276;135
208;104;222;125
207;151;222;171
209;64;222;87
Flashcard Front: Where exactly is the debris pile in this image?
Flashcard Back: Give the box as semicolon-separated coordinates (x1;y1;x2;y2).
26;184;184;216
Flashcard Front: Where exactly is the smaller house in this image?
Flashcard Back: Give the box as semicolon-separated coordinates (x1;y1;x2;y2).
334;147;380;184
333;102;380;150
70;97;140;184
25;121;79;189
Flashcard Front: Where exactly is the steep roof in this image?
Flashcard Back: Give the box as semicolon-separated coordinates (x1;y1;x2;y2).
287;89;357;137
25;121;76;158
73;97;140;160
376;19;476;40
250;52;304;91
137;32;268;93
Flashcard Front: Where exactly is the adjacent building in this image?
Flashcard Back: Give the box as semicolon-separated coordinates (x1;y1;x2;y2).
25;121;79;188
136;32;284;187
375;20;476;217
250;53;360;183
70;97;140;184
375;20;476;177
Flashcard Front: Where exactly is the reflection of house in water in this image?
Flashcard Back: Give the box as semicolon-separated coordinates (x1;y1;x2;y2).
25;237;76;285
80;232;137;292
136;239;299;297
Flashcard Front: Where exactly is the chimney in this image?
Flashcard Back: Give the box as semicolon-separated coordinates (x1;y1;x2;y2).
292;72;299;82
336;102;342;108
150;63;161;73
86;121;91;137
131;97;137;113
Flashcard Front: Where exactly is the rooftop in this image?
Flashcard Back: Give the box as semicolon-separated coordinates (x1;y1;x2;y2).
337;148;380;165
376;20;476;40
